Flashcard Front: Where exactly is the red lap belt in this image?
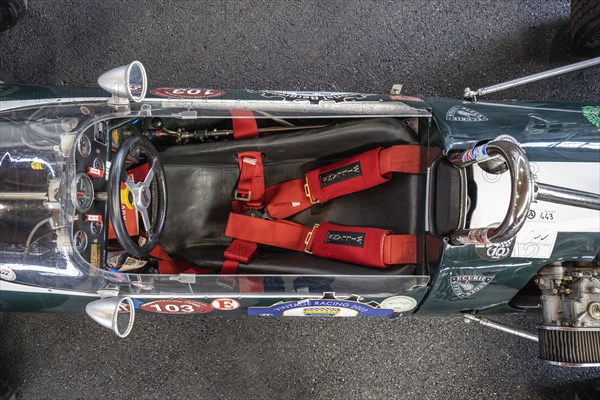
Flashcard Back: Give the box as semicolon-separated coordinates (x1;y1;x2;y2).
266;145;424;219
225;213;417;268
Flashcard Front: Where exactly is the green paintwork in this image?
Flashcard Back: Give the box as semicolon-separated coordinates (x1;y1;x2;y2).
0;86;598;319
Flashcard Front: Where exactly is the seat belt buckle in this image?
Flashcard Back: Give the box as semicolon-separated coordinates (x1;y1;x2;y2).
304;223;320;254
304;176;319;204
234;190;252;202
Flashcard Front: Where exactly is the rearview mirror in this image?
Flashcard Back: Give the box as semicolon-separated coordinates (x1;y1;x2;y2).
98;61;147;106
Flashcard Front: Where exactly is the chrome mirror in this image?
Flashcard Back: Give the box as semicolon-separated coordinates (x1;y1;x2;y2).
85;296;135;338
97;61;147;107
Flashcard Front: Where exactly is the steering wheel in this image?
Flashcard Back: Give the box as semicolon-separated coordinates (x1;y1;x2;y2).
108;135;168;257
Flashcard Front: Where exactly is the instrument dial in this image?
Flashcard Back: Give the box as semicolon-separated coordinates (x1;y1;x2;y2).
73;230;88;253
90;220;103;236
71;173;95;212
92;157;105;171
77;135;92;158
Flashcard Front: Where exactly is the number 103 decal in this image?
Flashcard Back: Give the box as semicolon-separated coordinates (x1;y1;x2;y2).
140;299;213;314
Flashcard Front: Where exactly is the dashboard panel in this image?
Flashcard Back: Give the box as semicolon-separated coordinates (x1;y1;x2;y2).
71;121;111;267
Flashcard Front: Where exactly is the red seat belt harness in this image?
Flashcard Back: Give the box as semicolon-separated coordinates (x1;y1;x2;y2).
223;144;423;272
265;145;425;219
225;213;417;268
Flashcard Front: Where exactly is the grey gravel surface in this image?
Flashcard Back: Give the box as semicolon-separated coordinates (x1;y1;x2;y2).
0;1;599;399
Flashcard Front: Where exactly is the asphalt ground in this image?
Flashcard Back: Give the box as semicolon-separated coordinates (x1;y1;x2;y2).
0;1;599;399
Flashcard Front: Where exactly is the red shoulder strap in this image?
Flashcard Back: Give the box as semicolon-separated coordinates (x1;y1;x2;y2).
230;110;259;139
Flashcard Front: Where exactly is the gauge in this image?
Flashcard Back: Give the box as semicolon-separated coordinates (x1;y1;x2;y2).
90;220;103;236
73;230;88;253
77;135;92;158
71;173;95;212
92;157;105;171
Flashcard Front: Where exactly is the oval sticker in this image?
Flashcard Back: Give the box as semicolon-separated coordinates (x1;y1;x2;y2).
210;298;241;311
0;266;16;282
140;299;213;314
380;296;417;313
151;88;225;99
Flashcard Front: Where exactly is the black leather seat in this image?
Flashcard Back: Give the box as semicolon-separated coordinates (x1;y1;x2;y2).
159;118;424;275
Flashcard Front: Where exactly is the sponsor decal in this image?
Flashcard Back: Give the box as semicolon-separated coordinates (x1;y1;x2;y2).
475;237;516;261
582;106;600;129
319;162;362;187
450;275;494;299
380;295;418;313
141;299;213;314
461;143;491;163
0;266;16;282
389;95;424;102
254;90;371;103
248;293;393;317
210;298;241;311
325;231;365;248
151;88;225;99
446;105;488;122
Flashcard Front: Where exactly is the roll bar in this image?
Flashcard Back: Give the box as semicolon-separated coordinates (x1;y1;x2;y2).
449;139;534;245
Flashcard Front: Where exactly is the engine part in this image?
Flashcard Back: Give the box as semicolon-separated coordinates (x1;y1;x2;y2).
535;261;600;366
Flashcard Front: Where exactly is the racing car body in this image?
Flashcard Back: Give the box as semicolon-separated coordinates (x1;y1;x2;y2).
0;62;598;366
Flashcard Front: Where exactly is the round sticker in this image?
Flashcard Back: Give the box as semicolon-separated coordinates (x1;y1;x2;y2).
0;266;16;282
380;296;417;313
140;299;213;315
210;298;241;311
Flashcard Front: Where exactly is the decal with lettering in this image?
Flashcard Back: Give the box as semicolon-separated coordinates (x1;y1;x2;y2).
151;88;225;99
248;293;393;317
325;231;366;248
446;105;488;122
210;298;241;311
380;296;418;313
253;90;372;103
450;275;494;299
475;237;516;261
140;299;213;315
319;162;362;187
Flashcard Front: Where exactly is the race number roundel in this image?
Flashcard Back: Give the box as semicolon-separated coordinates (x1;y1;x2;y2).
151;88;225;99
210;298;241;311
140;299;213;314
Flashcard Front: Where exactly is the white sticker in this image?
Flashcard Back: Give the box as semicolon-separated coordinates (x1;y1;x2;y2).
119;257;148;272
210;298;241;311
0;266;16;281
526;209;559;224
380;296;418;313
291;202;301;207
512;229;558;259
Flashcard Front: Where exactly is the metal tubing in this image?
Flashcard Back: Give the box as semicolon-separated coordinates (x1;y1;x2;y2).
535;183;600;210
450;139;533;245
464;314;539;342
0;192;47;201
466;57;600;98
